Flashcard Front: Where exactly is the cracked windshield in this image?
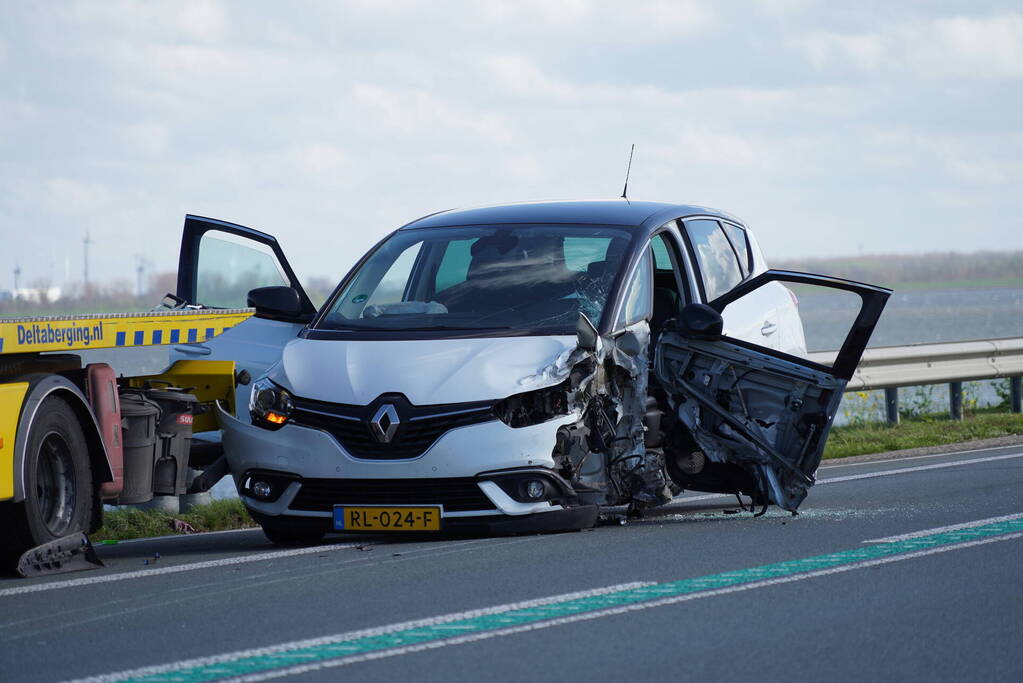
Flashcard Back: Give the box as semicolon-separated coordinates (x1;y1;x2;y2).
319;225;634;333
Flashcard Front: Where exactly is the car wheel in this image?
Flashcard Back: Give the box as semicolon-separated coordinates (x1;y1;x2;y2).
259;518;326;546
1;397;94;570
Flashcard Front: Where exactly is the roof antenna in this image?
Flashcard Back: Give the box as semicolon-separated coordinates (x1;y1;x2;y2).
620;144;635;200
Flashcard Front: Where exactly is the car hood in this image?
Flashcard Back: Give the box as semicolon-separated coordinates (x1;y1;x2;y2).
268;334;579;405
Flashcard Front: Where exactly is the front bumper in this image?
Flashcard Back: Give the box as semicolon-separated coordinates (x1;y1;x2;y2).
217;403;592;530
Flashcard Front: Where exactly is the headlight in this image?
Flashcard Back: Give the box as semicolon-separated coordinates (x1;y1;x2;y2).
494;380;570;428
249;377;294;430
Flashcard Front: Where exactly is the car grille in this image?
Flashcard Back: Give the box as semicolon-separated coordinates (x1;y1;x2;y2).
289;478;496;512
290;395;496;460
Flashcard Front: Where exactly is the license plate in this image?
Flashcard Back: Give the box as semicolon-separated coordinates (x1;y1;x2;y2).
333;506;442;531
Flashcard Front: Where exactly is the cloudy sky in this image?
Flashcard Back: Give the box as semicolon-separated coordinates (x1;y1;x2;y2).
1;1;1020;293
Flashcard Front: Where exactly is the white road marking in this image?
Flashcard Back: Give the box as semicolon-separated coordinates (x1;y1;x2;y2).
862;512;1023;544
675;492;733;502
676;451;1023;505
817;452;1023;484
66;582;655;683
0;542;360;598
69;533;1023;683
818;444;1022;470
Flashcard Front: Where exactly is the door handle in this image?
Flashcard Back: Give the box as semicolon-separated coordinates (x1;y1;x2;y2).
174;344;211;356
760;321;777;336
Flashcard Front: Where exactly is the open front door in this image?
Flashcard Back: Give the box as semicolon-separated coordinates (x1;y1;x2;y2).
653;270;890;511
176;215;316;316
171;215;317;412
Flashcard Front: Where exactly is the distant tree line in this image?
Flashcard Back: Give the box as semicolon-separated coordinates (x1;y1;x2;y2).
0;271;337;317
0;272;177;317
7;249;1019;319
774;251;1023;286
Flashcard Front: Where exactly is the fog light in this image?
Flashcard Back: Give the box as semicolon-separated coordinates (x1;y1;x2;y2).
252;480;272;499
525;479;546;500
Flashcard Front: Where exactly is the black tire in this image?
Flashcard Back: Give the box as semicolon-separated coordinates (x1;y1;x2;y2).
1;397;94;570
258;517;327;546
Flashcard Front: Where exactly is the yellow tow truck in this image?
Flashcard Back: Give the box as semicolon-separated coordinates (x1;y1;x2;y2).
0;215;319;575
0;308;251;573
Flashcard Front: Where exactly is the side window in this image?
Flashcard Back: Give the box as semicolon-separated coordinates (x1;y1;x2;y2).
434;239;476;293
650;231;687;325
684;219;743;302
721;223;752;277
651;234;674;271
196;232;288;308
616;250;653;328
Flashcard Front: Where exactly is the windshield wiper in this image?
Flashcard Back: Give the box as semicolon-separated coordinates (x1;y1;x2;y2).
319;323;514;332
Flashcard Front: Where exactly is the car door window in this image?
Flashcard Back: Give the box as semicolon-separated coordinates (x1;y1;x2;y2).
178;215;315;318
195;232;289;308
651;234;673;270
649;231;689;330
684;219;744;301
712;274;880;373
616;249;653;328
721;223;752;277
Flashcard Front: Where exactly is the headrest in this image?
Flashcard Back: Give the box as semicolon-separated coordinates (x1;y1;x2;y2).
471;234;518;258
586;260;610;279
468;235;522;280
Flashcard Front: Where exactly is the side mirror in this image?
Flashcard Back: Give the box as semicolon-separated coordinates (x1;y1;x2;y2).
576;312;599;352
677;303;723;340
247;286;302;319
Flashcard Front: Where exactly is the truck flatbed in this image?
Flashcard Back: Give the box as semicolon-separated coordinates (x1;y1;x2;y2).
0;308;254;355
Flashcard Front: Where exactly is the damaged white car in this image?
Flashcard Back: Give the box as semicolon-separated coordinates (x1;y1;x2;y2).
173;201;890;542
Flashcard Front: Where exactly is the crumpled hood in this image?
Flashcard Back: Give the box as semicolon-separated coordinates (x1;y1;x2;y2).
269;335;578;405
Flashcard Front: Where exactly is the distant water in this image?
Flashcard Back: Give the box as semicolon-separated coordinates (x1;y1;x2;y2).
797;286;1023;424
799;286;1023;350
867;286;1023;347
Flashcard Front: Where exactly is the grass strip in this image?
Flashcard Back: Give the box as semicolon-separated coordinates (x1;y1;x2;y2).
90;498;256;543
824;408;1023;459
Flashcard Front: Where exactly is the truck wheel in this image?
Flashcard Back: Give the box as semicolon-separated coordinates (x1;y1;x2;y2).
1;397;94;568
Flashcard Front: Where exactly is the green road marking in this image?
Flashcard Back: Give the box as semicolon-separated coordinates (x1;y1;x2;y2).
122;518;1023;683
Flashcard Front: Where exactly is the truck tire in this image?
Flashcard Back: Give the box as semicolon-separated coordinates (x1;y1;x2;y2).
0;396;95;570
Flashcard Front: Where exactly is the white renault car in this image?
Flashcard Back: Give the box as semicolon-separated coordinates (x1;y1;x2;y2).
171;201;889;542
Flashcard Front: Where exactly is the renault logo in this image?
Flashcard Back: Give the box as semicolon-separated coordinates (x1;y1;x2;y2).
369;404;400;443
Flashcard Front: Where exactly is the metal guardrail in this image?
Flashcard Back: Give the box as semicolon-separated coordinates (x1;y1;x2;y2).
808;338;1023;424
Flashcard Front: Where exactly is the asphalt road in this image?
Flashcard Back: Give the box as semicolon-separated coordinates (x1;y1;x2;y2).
2;444;1022;683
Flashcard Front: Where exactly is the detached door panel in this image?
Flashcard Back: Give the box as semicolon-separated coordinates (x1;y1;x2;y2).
654;270;890;511
173;215;316;412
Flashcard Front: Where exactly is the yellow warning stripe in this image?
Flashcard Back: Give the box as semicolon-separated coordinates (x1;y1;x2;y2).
0;309;254;355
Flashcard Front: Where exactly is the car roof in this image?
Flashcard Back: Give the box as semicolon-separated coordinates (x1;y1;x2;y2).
399;199;744;233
